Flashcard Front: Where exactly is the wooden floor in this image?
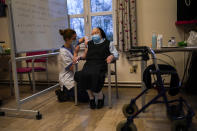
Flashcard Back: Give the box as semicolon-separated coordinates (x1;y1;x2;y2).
0;85;197;131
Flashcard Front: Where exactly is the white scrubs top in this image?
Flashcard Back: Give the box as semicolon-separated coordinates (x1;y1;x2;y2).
58;45;74;90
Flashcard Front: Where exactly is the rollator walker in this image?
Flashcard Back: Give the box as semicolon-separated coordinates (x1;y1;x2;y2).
117;46;195;131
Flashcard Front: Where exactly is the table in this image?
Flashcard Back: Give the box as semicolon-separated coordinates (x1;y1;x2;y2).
154;46;197;53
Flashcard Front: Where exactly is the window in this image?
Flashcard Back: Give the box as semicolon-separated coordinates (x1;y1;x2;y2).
67;0;116;42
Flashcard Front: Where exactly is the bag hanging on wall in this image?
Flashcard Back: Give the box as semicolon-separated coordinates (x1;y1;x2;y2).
177;0;197;21
0;2;6;17
187;31;197;46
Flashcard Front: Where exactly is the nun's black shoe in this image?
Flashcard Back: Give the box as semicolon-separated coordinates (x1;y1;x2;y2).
89;98;96;109
97;95;105;109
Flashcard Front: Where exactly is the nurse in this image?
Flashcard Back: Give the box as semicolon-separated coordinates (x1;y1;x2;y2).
58;28;88;102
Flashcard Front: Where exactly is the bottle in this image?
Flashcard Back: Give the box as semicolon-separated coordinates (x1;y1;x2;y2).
152;33;157;48
0;42;3;53
157;34;163;48
171;37;176;47
168;40;172;47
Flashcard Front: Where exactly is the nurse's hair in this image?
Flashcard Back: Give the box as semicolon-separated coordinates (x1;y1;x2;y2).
59;28;76;41
97;27;106;39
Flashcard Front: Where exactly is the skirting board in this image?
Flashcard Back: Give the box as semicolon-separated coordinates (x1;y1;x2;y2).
0;80;142;88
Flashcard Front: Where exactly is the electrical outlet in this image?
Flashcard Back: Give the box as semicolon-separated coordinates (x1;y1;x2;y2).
130;66;134;73
133;64;138;73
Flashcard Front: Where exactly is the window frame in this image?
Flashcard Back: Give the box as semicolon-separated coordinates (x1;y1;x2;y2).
67;0;117;45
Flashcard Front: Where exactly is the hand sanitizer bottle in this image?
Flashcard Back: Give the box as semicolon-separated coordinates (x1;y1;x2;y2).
152;33;157;49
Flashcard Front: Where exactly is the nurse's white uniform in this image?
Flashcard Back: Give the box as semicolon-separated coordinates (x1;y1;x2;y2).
58;46;74;90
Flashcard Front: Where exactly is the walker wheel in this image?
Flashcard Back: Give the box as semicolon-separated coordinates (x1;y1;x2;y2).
36;112;42;120
167;105;184;120
168;88;179;96
122;103;138;118
171;119;188;131
116;120;137;131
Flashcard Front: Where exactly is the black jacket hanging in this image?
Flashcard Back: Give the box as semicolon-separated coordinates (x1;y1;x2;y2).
0;2;6;17
143;64;180;90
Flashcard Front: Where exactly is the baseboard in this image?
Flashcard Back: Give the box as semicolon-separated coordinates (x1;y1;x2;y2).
104;81;141;88
0;80;142;88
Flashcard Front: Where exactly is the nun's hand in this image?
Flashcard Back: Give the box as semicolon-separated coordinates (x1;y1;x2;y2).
106;55;114;64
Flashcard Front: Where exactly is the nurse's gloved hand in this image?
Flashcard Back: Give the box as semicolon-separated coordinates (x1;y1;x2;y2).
106;55;114;64
73;56;80;64
79;37;85;44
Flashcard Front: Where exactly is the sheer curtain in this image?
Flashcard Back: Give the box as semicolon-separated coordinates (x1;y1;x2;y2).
116;0;137;51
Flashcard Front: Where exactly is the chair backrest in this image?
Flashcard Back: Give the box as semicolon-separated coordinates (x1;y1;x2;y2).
26;51;47;63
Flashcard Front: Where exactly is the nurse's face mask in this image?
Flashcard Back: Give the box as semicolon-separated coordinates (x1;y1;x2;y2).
69;34;78;47
71;39;77;47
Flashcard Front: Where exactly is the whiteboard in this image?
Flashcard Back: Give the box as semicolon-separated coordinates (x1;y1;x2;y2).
11;0;68;53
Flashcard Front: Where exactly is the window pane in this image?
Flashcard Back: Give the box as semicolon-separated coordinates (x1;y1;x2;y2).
91;0;112;12
67;0;84;15
91;15;113;41
70;18;85;38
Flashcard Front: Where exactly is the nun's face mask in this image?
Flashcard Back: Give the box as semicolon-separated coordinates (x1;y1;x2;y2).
91;34;101;43
91;28;102;43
